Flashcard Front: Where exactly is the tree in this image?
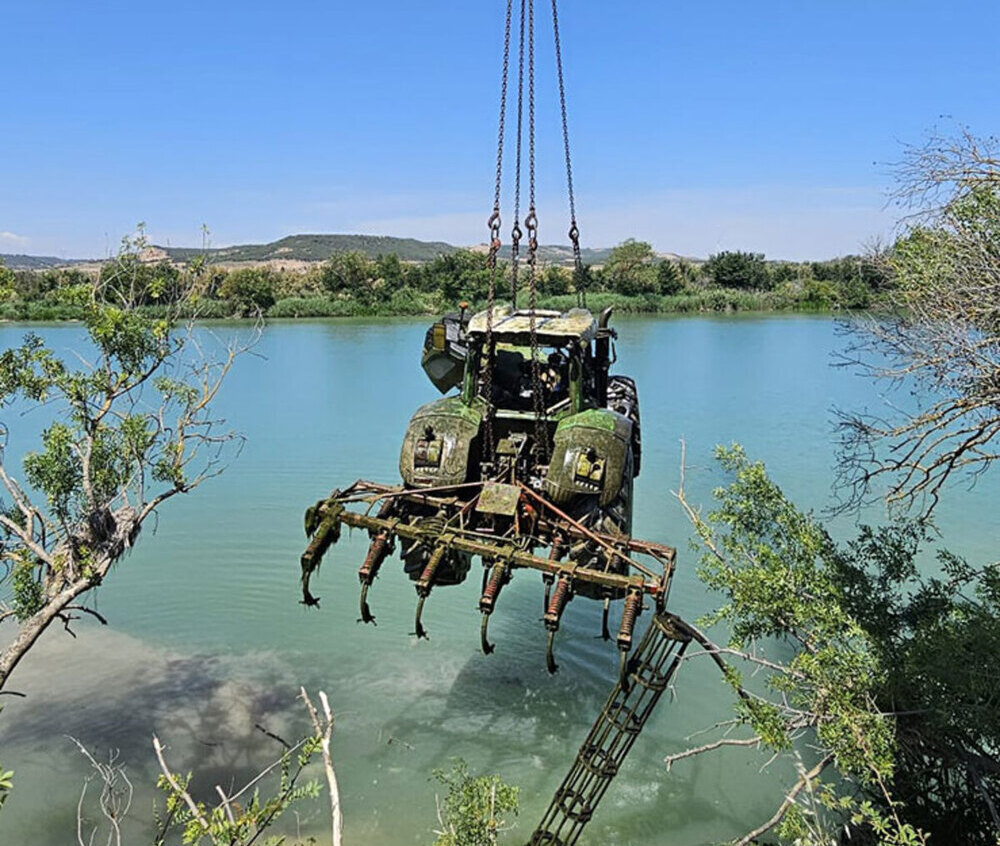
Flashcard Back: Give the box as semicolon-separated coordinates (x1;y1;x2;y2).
656;259;683;295
432;759;519;846
837;129;1000;514
0;230;250;691
219;267;277;316
834;521;1000;844
704;250;772;290
677;442;1000;845
675;446;928;846
538;264;572;296
0;260;14;302
603;239;659;295
320;250;373;295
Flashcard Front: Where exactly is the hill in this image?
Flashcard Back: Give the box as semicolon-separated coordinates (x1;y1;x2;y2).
161;234;460;264
0;253;90;270
5;235;691;271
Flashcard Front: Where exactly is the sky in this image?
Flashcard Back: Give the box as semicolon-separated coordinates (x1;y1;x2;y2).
1;0;998;261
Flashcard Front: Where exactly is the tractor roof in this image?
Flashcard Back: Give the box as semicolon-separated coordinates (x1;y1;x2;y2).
466;304;598;344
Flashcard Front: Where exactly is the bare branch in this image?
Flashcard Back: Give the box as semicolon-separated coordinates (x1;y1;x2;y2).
301;687;343;846
733;755;834;846
152;735;210;830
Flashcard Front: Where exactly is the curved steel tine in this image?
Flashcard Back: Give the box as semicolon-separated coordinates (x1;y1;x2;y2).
601;597;611;640
618;650;631;692
546;629;559;674
481;613;496;655
413;595;429;640
358;582;376;625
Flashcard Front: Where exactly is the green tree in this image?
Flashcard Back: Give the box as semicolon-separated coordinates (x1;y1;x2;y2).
538;265;572;295
656;259;683;295
704;250;772;290
833;522;1000;844
321;250;374;295
219;267;277;316
0;230;249;690
603;239;659;295
0;260;14;302
418;250;492;304
676;446;928;846
375;253;406;288
432;759;519;846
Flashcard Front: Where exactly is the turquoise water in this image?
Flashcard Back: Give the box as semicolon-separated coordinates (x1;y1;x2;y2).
0;315;997;845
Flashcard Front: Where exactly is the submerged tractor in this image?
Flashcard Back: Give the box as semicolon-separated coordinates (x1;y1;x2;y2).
300;2;696;842
300;301;676;680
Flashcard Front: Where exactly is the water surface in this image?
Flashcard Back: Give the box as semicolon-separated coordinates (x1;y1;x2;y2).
0;315;996;845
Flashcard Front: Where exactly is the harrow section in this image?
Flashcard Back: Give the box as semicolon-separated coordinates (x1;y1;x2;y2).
300;479;676;681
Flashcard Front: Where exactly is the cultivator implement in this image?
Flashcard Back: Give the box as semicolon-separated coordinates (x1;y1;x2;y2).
300;479;676;683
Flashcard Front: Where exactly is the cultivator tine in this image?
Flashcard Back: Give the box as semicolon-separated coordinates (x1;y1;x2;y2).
358;529;394;625
300;498;344;608
616;588;643;690
412;542;449;640
544;573;573;673
543;537;566;613
601;598;612;641
479;560;512;654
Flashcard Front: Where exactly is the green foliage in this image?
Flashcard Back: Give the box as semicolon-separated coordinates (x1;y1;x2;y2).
218;267;277;315
603;239;659;295
656;259;683;295
833;522;1000;844
538;265;572;295
704;250;772;290
432;759;519;846
10;556;43;621
321;250;373;295
0;710;11;812
155;738;322;846
0;260;15;301
690;445;919;844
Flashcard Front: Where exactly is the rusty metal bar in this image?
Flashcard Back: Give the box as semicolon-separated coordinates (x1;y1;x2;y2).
333;508;666;599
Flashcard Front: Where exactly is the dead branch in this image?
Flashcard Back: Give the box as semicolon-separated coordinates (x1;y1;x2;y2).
69;737;133;846
301;687;343;846
152;735;210;830
734;755;834;846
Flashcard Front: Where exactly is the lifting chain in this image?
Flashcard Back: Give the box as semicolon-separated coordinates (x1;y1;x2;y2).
484;0;515;464
551;0;585;305
523;0;548;463
509;0;527;307
486;0;580;465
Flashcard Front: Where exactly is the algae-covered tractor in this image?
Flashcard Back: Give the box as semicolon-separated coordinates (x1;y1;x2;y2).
300;304;675;680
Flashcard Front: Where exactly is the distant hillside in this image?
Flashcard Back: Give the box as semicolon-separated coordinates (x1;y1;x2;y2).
5;235;693;272
1;253;90;270
161;234;460;264
497;244;616;266
160;235;620;266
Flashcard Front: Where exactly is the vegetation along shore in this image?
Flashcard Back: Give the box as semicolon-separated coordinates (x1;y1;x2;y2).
0;232;889;322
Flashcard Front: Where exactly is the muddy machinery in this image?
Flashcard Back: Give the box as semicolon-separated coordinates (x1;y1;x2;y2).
300;302;677;682
300;2;695;842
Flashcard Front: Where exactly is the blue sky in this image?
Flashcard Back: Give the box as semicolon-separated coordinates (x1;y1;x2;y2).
2;0;997;260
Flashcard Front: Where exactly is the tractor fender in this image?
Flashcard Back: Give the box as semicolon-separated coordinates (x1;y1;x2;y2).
400;397;481;487
545;409;632;508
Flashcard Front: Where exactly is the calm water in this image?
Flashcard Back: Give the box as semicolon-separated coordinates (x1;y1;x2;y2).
0;315;997;845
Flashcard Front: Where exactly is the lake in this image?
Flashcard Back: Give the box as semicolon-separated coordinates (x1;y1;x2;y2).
0;314;997;845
